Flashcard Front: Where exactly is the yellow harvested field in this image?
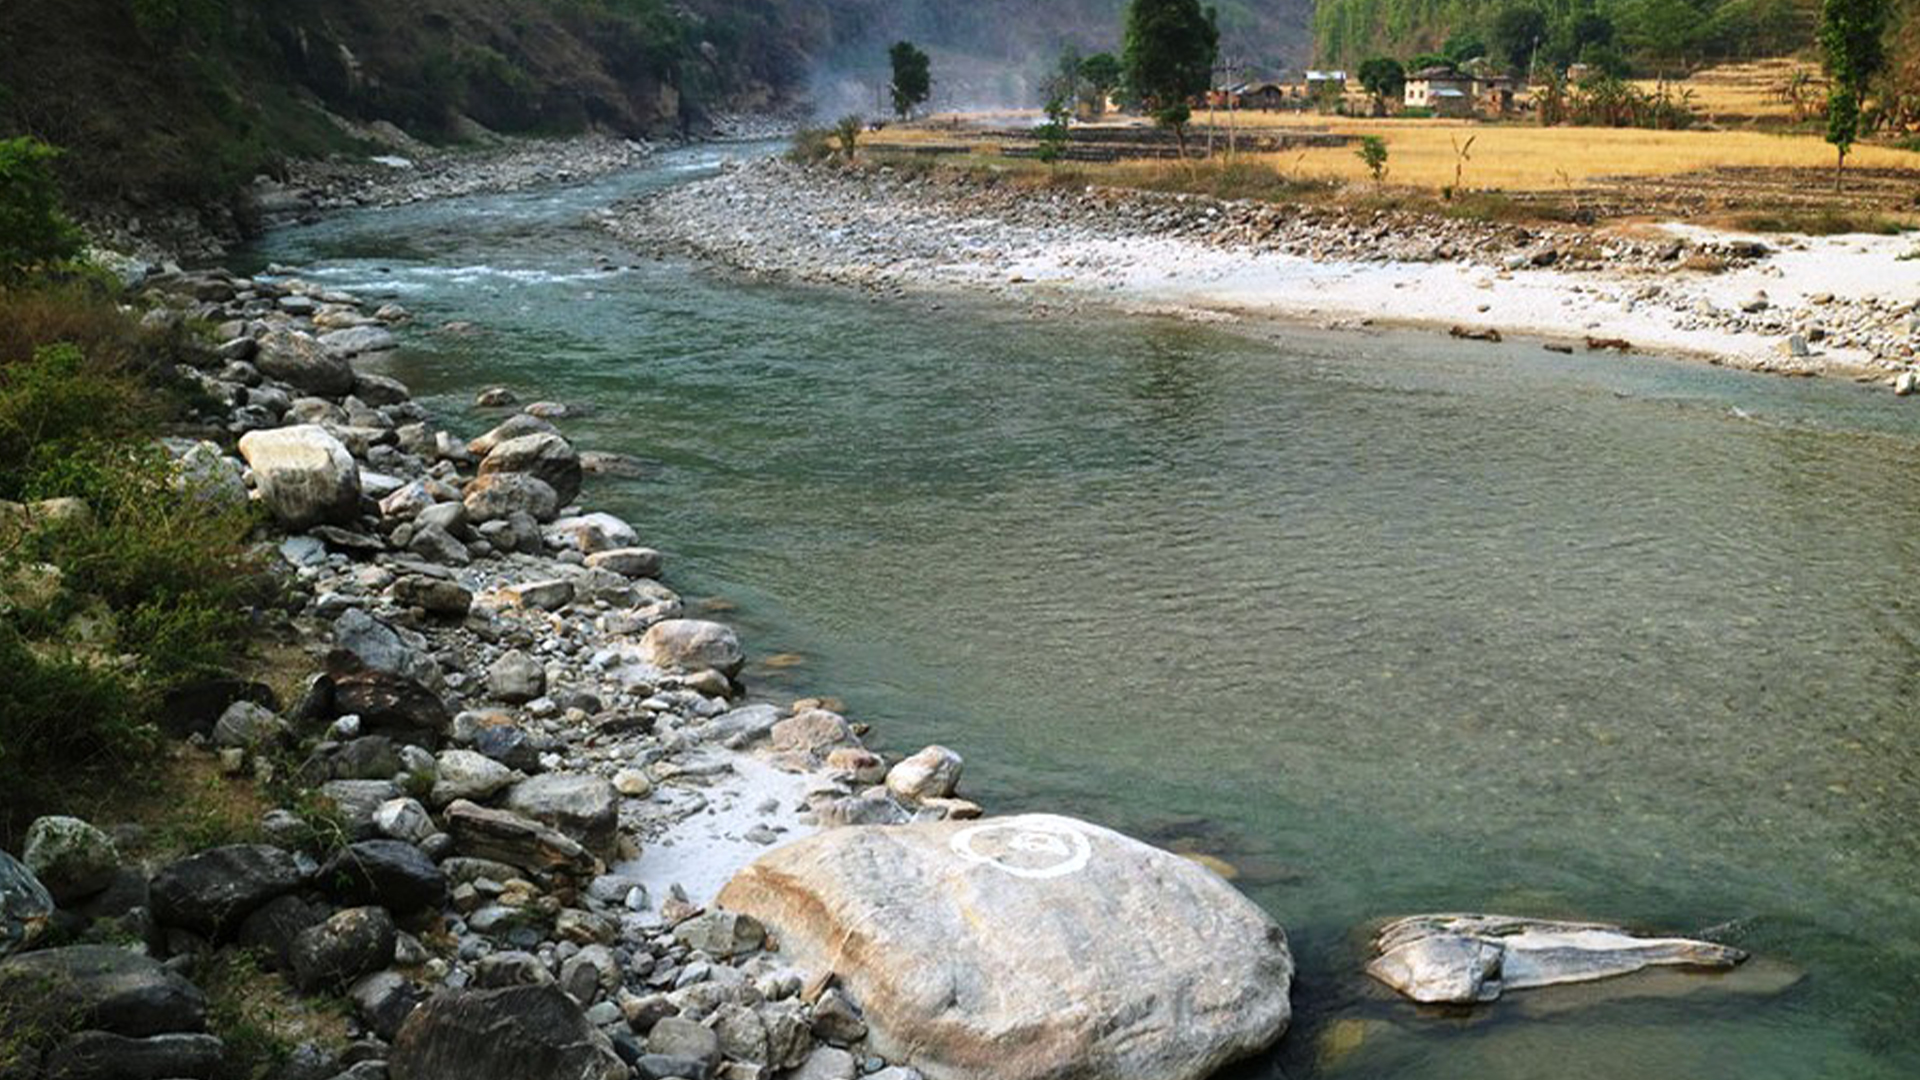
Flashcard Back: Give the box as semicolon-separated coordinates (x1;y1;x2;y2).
1214;121;1920;190
1629;58;1826;121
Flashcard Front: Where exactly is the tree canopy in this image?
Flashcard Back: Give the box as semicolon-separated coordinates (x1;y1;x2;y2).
1122;0;1220;148
1820;0;1888;181
889;40;932;118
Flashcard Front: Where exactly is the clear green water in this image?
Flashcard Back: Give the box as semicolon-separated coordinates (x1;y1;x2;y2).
246;146;1920;1079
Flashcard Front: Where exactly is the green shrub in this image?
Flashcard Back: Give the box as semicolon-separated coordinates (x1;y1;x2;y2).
0;138;84;285
788;126;835;164
0;624;152;834
0;344;146;500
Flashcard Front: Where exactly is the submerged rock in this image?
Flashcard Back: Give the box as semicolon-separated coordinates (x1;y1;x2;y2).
1365;913;1748;1004
717;813;1292;1080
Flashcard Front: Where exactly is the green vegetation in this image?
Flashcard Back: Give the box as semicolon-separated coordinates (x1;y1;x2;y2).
835;115;865;157
889;41;933;118
1315;0;1813;74
0;139;83;286
1357;134;1392;180
1821;0;1890;184
0;166;266;835
1124;0;1222;155
1037;98;1074;163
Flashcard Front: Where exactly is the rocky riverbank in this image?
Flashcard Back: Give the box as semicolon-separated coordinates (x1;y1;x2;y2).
604;157;1920;392
0;257;1293;1080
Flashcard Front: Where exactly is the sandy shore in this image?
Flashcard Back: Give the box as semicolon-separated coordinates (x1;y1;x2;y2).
606;157;1920;390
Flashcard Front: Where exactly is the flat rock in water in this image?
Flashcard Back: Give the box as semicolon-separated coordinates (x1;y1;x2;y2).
717;813;1292;1080
1365;913;1748;1004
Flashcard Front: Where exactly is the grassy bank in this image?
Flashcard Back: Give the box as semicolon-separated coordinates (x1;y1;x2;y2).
0;258;272;839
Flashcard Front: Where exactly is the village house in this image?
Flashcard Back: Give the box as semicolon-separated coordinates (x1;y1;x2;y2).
1404;65;1475;117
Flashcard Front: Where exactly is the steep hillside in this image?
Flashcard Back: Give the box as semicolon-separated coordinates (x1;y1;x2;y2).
1313;0;1816;72
0;0;1314;244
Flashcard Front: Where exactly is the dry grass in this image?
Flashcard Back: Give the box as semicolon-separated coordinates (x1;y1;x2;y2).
887;114;1920;194
1629;58;1826;122
1230;122;1920;190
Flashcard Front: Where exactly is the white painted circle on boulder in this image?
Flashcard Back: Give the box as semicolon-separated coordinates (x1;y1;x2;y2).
949;815;1092;879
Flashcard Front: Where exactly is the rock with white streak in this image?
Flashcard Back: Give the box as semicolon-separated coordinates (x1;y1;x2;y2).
718;814;1292;1080
238;425;363;528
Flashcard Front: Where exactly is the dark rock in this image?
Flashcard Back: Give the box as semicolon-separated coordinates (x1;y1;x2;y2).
316;781;403;841
349;971;423;1042
318;842;447;917
289;907;396;993
42;1030;224;1080
2;851;55;958
236;893;330;972
327;662;449;744
0;945;206;1037
388;984;625;1080
150;845;304;939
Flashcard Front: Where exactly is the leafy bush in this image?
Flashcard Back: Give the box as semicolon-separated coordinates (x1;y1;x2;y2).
787;126;835;164
0;625;153;835
0;296;265;830
834;114;864;158
0;138;84;285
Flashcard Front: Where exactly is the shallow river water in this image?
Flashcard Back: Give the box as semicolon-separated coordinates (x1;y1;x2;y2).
245;145;1920;1080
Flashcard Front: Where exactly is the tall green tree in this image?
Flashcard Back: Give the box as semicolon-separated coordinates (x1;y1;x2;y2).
1821;0;1888;188
889;40;932;119
1081;51;1125;114
1358;56;1407;111
0;138;83;285
1489;4;1549;73
1123;0;1219;157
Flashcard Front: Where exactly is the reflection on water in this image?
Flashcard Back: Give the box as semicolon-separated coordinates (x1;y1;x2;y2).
245;145;1920;1080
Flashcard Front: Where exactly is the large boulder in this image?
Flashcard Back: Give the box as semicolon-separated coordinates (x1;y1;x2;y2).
479;434;582;507
0;945;207;1037
717;814;1292;1080
442;801;597;880
40;1030;224;1080
389;984;626;1080
501;775;618;861
254;328;355;397
545;514;637;555
431;750;515;807
237;425;362;528
22;817;118;906
289;906;396;992
467;415;559;458
318;841;448;917
149;845;304;939
463;473;559;524
1365;913;1749;1004
0;851;54;959
639;619;743;677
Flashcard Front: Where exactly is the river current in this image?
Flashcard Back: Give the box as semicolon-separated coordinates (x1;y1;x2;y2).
244;144;1920;1079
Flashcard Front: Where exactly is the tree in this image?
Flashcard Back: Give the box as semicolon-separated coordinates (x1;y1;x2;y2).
1081;52;1125;115
889;41;932;119
1821;0;1888;188
1356;135;1390;183
1036;97;1073;164
0;138;83;285
1123;0;1220;157
1490;4;1549;74
1358;56;1407;111
834;114;863;158
1409;52;1454;72
1444;30;1489;63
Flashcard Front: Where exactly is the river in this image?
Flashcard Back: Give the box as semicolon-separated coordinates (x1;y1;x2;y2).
243;144;1920;1080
